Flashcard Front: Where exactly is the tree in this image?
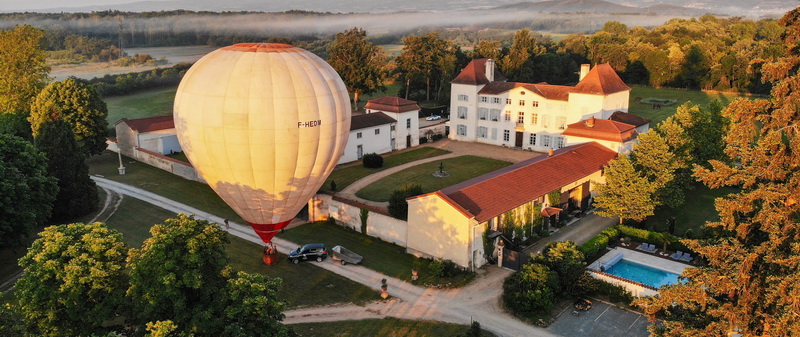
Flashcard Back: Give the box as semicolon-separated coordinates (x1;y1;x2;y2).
35;120;98;221
0;111;33;141
127;214;230;334
593;154;658;223
387;184;423;220
0;25;49;114
532;241;585;295
0;134;57;246
395;33;456;101
635;8;800;336
502;263;558;316
501;29;545;81
15;222;128;336
29;78;109;156
327;28;387;110
222;271;294;337
468;40;503;60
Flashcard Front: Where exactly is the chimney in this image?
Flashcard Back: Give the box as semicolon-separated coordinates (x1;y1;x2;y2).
485;59;495;82
548;149;554;157
579;64;590;82
586;116;595;128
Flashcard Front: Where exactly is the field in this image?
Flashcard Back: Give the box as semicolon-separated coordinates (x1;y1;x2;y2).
628;85;755;126
646;184;740;237
105;87;177;123
355;155;511;202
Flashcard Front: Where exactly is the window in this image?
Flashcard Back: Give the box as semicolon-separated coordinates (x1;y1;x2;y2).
517;111;524;124
506;98;512;104
457;94;469;102
457;124;467;136
478;108;488;120
529;133;537;145
503;130;510;142
490;109;501;122
542;135;551;148
492;97;501;104
519;100;525;106
491;128;498;140
375;128;380;135
532;101;539;107
530;113;538;125
542;115;550;128
557;116;566;130
480;96;488;103
477;126;488;138
457;106;468;119
356;132;362;139
556;136;565;149
406;118;411;128
391;125;395;131
504;111;511;121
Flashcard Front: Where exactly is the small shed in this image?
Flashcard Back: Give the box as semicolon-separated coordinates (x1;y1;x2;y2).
115;115;181;157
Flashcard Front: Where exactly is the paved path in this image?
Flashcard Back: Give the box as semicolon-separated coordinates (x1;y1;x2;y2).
92;176;558;337
524;213;619;256
338;139;543;208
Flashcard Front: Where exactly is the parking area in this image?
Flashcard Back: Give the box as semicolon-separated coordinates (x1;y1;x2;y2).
547;300;650;337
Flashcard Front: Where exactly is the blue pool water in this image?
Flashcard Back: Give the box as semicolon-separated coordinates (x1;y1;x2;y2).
605;259;680;288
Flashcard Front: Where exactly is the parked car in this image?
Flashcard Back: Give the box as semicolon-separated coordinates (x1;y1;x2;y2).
288;243;327;264
426;115;442;121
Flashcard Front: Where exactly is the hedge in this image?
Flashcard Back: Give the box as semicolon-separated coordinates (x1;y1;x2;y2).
579;225;690;262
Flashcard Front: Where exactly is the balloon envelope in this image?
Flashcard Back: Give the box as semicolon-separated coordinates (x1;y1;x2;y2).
173;43;351;243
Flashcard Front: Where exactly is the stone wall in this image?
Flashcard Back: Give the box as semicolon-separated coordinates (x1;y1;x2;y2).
309;193;408;247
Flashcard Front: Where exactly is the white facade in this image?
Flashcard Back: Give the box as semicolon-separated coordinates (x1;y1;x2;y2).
365;107;420;150
138;130;182;155
339;122;395;164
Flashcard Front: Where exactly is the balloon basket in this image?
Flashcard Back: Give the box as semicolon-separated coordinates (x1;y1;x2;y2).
263;252;279;266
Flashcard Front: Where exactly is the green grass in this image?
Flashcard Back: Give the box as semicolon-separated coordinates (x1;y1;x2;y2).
646;184;740;237
103;87;177;124
628;85;754;126
356;155;511;202
322;147;451;193
290;317;495;337
278;221;474;287
104;191;377;308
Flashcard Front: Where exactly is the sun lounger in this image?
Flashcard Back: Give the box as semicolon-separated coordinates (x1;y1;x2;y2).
671;251;684;260
645;243;657;253
679;253;693;262
635;243;647;251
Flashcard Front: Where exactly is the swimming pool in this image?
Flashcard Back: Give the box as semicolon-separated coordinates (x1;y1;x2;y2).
605;259;680;288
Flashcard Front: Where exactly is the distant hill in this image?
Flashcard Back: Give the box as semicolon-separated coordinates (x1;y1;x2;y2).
492;0;708;15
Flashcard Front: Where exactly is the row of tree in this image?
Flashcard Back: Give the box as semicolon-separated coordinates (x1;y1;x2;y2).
2;215;293;336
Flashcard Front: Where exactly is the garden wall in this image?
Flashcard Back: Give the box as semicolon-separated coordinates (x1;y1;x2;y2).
588;270;658;297
309;193;408;247
106;140;205;184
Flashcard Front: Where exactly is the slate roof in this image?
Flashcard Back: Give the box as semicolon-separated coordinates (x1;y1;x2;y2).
350;112;396;131
609;111;651;127
117;115;175;133
451;58;507;85
364;96;420;113
562;117;638;143
410;142;617;222
573;63;631;95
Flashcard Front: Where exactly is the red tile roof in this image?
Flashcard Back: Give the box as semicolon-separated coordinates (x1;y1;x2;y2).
609;111;651;127
452;58;507;85
350;112;396;131
573;63;631;95
478;82;573;101
562;117;638;142
364;96;421;113
117;115;175;133
414;142;617;222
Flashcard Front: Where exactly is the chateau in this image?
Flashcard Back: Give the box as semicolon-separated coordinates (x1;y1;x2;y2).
448;59;632;152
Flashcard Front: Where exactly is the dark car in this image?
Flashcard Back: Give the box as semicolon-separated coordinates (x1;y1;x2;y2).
288;243;327;264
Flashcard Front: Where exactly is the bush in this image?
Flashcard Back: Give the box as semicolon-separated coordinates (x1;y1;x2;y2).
387;184;422;220
578;234;610;261
362;153;383;168
503;263;558;316
573;273;634;304
428;259;445;277
419;137;428;144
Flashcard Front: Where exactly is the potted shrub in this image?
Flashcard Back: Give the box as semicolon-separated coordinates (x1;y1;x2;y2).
380;278;389;299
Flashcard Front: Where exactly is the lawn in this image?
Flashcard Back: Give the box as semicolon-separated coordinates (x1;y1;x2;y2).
628;85;754;126
103;87;177;124
278;221;474;287
322;147;451;193
290;317;495;337
356;155;511;202
645;184;740;237
104;188;377;308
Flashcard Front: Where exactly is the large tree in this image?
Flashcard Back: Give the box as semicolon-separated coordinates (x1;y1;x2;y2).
15;222;128;336
29;78;108;156
127;214;230;334
0;25;49;114
0;134;57;246
35;120;98;221
635;8;800;336
395;32;456;101
222;271;294;337
327;27;387;110
593;154;659;223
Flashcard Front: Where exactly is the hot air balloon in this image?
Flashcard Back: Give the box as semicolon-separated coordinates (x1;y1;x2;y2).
173;43;351;263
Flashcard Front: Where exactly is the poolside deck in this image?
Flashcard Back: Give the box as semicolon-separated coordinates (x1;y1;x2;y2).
587;247;691;297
